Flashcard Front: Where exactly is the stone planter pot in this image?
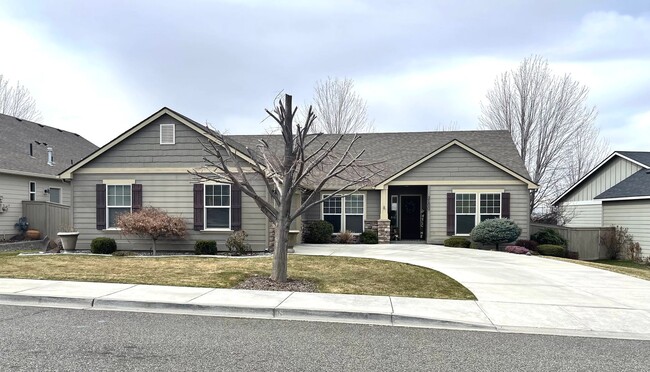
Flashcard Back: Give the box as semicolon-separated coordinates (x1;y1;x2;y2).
57;232;80;253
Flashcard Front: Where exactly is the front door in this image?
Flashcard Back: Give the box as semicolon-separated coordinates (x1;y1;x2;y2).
400;195;422;240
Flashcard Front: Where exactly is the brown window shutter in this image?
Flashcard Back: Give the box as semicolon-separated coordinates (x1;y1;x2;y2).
446;193;455;236
231;183;242;231
193;184;204;231
132;184;142;212
502;192;510;219
96;184;106;230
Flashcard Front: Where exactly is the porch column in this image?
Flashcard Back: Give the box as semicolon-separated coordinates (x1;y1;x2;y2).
378;186;390;243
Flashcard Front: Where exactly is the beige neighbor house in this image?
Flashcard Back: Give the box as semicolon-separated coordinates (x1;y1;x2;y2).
553;151;650;258
59;107;538;252
0;113;97;239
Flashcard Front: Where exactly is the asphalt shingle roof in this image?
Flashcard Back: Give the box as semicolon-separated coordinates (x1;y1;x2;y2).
0;113;98;176
229;130;532;187
595;168;650;199
617;151;650;167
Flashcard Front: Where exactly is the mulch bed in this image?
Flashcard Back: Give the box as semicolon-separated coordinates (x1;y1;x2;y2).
233;276;318;292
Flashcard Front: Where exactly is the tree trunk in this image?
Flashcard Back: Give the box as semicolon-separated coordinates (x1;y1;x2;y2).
152;239;157;256
271;217;290;282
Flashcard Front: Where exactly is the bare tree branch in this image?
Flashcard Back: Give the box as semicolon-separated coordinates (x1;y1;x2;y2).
312;77;374;134
0;74;41;121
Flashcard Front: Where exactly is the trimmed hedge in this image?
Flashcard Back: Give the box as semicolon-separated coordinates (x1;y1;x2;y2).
531;228;567;247
90;237;117;254
537;244;565;257
195;240;217;255
515;239;538;251
359;230;378;244
303;220;334;243
444;237;471;248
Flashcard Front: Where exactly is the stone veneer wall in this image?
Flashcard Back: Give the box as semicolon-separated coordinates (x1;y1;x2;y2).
377;219;390;244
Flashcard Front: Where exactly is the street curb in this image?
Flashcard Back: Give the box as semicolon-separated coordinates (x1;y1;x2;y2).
92;298;276;319
0;293;93;309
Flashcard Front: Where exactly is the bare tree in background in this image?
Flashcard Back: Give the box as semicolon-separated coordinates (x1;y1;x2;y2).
479;55;608;212
313;77;374;134
190;94;380;282
0;74;41;121
432;121;459;131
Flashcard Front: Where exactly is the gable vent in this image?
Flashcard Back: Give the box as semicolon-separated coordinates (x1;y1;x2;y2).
160;124;175;145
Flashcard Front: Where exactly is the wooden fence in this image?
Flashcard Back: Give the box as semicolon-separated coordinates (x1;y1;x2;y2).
22;201;71;241
530;223;612;260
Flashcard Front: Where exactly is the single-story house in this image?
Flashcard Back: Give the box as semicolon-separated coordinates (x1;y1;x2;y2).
59;107;537;252
553;151;650;257
0;113;97;239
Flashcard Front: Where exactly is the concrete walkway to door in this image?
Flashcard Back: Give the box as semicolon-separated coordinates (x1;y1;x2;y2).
294;244;650;339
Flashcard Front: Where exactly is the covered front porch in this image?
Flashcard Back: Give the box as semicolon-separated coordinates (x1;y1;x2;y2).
376;185;428;243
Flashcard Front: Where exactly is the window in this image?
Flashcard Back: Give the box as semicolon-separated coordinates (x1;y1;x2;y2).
455;192;501;235
28;182;35;201
160;124;175;144
107;185;131;228
205;184;230;229
322;194;365;233
49;187;61;204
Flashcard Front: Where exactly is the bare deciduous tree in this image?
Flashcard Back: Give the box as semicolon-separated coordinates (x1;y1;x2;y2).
313;77;374;134
0;74;41;121
479;55;608;211
190;94;380;282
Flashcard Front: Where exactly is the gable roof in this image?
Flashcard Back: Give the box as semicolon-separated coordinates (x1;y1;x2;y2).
59;107;257;179
594;169;650;200
553;151;650;205
230;129;535;188
0;113;98;178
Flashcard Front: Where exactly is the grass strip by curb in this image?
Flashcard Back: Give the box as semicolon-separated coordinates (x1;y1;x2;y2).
548;257;650;281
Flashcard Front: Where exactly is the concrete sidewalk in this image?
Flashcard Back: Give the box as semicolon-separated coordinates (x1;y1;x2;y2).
2;243;650;340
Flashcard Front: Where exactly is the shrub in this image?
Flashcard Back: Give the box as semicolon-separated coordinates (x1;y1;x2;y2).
116;207;187;256
600;226;633;260
515;239;538;251
226;230;250;255
505;245;530;255
531;228;567;247
91;237;117;254
469;242;481;249
629;242;642;263
444;237;471;248
112;251;135;257
337;230;355;244
470;218;521;251
359;230;378;244
195;240;217;255
537;244;565;257
303;220;334;243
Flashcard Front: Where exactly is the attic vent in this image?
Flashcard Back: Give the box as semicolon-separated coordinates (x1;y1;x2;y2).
160;124;175;145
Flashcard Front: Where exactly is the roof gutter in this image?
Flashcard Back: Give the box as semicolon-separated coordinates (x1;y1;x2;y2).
0;168;60;180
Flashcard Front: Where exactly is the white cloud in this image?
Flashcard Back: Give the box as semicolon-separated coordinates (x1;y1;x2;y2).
0;19;141;146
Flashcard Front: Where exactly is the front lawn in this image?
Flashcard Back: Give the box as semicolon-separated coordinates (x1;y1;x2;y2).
551;257;650;281
0;252;475;300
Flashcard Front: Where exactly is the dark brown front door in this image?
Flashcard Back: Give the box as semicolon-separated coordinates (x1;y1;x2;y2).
400;195;422;240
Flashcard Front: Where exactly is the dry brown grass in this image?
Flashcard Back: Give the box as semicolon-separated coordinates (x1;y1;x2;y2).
0;252;475;300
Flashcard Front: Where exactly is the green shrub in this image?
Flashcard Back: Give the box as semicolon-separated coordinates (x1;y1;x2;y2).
470;242;481;249
226;230;250;255
515;239;538;251
359;230;378;244
112;251;136;257
470;218;521;251
303;220;334;243
531;228;567;247
537;244;565;257
444;237;471;248
90;237;117;254
195;240;217;255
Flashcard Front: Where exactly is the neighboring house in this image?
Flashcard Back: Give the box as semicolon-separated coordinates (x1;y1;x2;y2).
553;151;650;257
60;107;537;252
0;113;98;238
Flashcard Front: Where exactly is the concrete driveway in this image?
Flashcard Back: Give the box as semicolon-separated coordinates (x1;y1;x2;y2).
294;244;650;337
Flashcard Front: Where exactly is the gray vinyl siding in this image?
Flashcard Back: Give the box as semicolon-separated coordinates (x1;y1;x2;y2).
603;200;650;258
563;204;603;227
427;184;530;244
86;114;206;168
0;173;70;236
565;157;642;202
395;145;515;182
72;172;268;252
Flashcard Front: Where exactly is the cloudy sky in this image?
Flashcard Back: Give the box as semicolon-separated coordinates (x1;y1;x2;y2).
0;0;648;152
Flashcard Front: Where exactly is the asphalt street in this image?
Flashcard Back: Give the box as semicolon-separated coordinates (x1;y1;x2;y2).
0;305;647;371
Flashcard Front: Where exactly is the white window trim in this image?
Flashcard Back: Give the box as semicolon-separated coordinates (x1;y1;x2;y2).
160;123;176;145
321;193;366;234
106;184;132;230
204;183;231;230
454;192;502;236
28;181;36;201
49;187;62;204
